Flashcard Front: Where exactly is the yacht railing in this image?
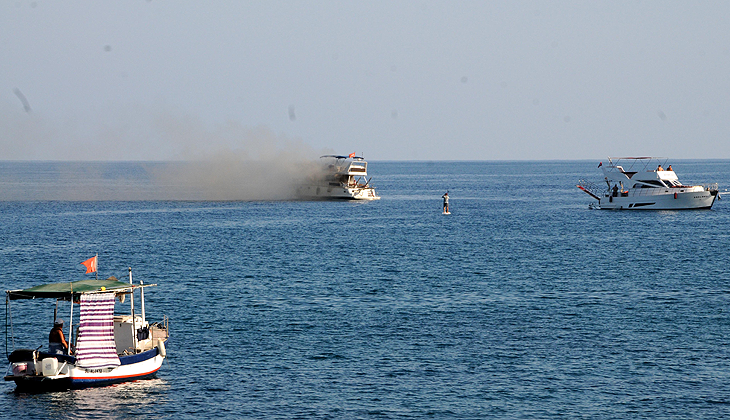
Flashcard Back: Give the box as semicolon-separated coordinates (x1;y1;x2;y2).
627;185;716;197
577;179;605;199
704;183;719;192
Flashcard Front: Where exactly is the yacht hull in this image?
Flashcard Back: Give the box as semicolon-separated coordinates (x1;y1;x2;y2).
597;190;716;210
297;185;380;200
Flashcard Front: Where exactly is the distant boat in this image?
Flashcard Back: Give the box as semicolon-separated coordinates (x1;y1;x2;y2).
577;157;718;210
297;155;381;200
4;268;168;392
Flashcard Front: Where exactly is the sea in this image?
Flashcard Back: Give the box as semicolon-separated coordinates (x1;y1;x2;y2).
1;160;730;419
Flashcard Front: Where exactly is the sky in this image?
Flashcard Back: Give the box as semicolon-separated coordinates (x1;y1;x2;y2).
2;0;730;161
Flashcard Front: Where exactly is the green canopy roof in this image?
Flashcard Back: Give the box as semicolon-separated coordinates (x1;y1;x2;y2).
6;277;134;300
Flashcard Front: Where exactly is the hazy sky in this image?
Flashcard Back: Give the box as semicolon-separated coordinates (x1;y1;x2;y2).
3;1;730;161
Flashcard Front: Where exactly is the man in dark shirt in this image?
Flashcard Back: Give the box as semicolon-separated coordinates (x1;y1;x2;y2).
49;319;68;355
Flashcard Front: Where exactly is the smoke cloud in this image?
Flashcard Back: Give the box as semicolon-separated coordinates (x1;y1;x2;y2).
144;116;329;201
0;108;333;201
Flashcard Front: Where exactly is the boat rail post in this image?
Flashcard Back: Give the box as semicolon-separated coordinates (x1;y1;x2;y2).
129;267;137;352
68;284;73;354
140;277;146;327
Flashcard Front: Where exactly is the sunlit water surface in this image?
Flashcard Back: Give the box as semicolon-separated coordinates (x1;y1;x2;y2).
2;160;730;419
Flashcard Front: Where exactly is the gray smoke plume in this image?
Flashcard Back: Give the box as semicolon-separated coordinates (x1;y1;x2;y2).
0;109;334;200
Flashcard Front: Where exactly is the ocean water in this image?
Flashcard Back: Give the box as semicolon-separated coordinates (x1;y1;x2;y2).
1;160;730;419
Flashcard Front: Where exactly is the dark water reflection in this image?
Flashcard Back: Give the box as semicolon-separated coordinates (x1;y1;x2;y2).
9;379;170;419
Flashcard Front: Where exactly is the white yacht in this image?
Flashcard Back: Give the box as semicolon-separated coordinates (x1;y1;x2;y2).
297;155;380;200
577;157;718;210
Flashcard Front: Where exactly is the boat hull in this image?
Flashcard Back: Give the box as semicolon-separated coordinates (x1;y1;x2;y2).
297;185;380;200
5;345;165;392
597;189;717;210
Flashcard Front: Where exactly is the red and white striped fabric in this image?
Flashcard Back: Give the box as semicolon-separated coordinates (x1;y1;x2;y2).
75;293;121;369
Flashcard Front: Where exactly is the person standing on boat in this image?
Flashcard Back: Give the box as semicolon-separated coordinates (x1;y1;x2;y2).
49;319;69;355
442;192;449;213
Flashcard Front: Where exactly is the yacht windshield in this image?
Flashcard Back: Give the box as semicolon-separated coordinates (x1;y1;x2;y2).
635;180;665;188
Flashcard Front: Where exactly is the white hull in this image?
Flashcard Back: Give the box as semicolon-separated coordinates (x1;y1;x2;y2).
597;189;716;210
297;185;380;200
68;349;164;387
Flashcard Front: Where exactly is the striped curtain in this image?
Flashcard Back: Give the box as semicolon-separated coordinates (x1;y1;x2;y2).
76;293;121;369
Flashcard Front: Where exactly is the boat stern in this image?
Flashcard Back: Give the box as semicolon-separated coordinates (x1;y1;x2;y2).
350;187;380;200
5;350;74;391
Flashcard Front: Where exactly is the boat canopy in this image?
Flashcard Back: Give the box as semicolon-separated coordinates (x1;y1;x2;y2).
320;155;364;160
6;277;149;300
607;156;668;168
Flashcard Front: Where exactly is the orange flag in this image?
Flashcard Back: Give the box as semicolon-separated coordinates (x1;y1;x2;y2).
348;152;356;158
81;255;97;274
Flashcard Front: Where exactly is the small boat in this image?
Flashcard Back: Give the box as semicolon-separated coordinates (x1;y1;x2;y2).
4;268;168;392
577;157;719;210
297;154;381;200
